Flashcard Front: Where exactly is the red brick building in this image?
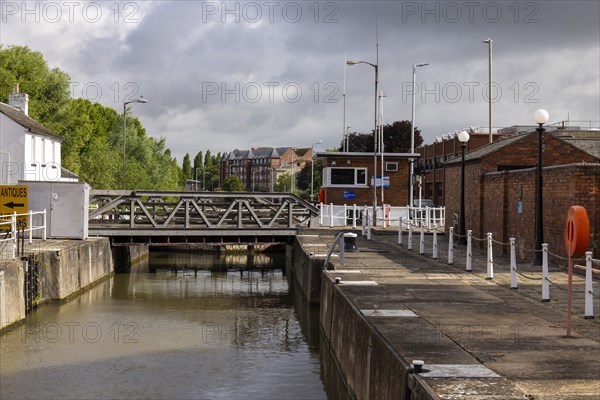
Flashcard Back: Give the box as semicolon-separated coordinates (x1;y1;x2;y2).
315;152;417;206
444;130;600;259
220;147;312;192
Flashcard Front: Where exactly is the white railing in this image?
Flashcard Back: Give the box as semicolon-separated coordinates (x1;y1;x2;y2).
0;210;47;260
318;203;445;229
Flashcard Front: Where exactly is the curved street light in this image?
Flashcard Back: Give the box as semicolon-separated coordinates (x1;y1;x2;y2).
347;59;378;222
123;96;148;189
410;63;428;209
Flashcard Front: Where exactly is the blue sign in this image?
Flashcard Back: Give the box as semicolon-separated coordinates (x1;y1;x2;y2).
371;176;390;188
343;191;356;200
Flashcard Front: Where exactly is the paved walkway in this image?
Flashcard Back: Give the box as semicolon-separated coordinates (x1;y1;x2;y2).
299;228;600;399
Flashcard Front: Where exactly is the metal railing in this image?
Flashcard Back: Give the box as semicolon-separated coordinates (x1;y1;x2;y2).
0;210;47;260
318;203;445;229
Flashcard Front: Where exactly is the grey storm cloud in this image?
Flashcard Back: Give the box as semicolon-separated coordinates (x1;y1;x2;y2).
1;0;598;160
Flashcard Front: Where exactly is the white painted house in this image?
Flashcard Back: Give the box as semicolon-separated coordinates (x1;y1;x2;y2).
0;84;77;184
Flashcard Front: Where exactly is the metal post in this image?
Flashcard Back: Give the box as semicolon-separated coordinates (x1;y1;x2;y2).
466;230;472;271
533;124;545;265
510;238;517;289
42;209;47;241
319;202;323;225
541;243;550;302
11;212;16;260
584;251;594;319
432;224;438;259
419;224;425;255
398;217;403;245
330;203;334;228
344;204;347;227
407;221;413;250
361;206;366;237
367;209;372;241
486;232;494;280
122;102;127;189
28;209;32;244
448;227;454;265
352;204;357;229
458;141;467;245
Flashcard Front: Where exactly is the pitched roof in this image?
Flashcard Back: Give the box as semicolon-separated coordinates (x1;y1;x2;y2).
562;138;600;160
0;102;63;141
445;133;530;165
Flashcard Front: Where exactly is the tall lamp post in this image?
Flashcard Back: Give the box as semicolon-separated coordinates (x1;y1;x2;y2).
410;63;429;209
457;130;470;245
533;109;549;265
310;140;322;201
483;38;493;143
122;96;147;189
347;59;378;223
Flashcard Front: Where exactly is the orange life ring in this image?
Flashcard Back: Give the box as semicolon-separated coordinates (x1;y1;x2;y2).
564;206;590;257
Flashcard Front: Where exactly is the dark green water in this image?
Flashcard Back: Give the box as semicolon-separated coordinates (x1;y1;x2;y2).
0;251;327;400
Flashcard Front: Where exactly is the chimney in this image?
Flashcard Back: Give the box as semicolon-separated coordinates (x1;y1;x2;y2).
8;83;29;116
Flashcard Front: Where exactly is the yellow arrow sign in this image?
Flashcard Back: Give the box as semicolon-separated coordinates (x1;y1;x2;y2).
0;185;29;230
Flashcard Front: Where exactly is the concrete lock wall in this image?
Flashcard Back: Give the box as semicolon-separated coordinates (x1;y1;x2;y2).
0;261;25;330
35;238;113;300
291;240;322;304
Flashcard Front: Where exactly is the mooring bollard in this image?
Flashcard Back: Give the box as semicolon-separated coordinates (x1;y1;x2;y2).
585;251;594;319
541;243;550;302
510;238;517;289
486;232;494;280
432;225;438;259
419;224;425;255
466;230;472;271
408;221;413;250
398;217;403;245
448;227;454;265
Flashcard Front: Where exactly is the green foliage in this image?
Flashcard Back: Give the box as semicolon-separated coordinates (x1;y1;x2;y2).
342;120;423;153
182;153;192;182
222;175;244;192
0;45;183;190
296;160;322;200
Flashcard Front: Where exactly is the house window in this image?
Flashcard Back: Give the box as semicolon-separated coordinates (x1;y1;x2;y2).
323;167;368;187
385;162;398;172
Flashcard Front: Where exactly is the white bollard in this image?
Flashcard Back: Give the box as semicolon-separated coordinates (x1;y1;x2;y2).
29;209;33;244
398;218;403;245
584;251;593;319
408;221;413;250
510;238;517;289
432;224;438;259
419;224;425;255
486;232;494;280
367;210;372;241
330;203;334;228
448;227;454;265
466;230;472;271
352;204;357;229
541;243;550;302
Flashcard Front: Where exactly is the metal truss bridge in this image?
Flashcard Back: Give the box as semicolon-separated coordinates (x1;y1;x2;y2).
88;190;319;245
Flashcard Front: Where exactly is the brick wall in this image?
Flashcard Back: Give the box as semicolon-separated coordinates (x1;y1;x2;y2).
445;132;600;259
322;158;411;206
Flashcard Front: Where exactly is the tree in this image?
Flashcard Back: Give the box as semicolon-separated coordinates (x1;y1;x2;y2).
296;160;322;200
222;175;244;192
182;153;192;181
274;173;291;193
341;120;423;153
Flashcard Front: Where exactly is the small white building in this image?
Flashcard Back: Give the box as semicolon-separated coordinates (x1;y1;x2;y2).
0;84;77;184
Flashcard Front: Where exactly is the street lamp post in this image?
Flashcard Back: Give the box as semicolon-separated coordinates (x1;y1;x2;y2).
122;96;147;189
310;140;322;201
533;109;549;265
483;38;493;143
457;130;470;245
347;59;378;223
410;63;428;209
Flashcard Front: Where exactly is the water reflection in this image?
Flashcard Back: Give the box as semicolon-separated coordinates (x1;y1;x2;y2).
0;250;326;400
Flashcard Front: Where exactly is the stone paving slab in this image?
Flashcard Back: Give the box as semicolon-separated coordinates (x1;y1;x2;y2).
299;229;600;399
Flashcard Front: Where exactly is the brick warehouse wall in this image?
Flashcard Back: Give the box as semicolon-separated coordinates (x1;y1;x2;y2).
447;163;599;260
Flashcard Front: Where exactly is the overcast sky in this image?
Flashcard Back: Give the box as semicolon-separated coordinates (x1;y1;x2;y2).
2;0;599;161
